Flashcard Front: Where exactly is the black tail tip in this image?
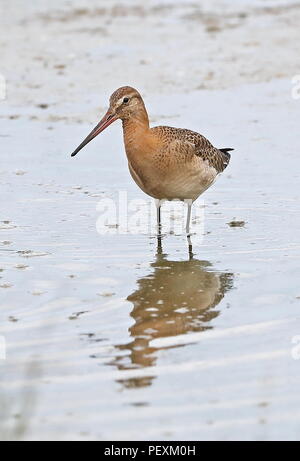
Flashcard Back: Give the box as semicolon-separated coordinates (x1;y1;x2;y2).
71;151;77;157
219;147;234;154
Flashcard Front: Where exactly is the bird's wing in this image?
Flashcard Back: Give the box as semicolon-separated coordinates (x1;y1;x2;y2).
153;126;231;173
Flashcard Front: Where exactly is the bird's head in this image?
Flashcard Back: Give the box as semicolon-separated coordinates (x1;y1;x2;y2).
71;86;144;157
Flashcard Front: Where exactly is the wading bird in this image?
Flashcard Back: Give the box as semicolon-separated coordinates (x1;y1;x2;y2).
71;86;233;237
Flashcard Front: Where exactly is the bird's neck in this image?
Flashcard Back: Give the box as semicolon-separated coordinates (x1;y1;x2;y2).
122;106;150;144
121;105;156;170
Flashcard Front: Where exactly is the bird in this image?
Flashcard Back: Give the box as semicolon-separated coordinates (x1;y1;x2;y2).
71;86;233;237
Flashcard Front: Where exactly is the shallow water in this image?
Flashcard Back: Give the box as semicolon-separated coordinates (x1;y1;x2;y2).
1;79;300;440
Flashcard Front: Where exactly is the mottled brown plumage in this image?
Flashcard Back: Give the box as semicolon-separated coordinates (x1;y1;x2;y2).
151;126;231;174
71;85;233;233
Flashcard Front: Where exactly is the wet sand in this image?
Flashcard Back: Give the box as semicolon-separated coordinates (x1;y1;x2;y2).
1;0;300;441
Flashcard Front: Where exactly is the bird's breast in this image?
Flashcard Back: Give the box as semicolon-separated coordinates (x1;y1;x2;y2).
123;127;218;200
127;149;217;201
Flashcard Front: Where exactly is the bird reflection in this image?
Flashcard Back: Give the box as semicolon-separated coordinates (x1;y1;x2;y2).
110;245;233;389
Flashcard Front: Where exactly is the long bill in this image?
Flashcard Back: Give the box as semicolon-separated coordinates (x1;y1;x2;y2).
71;110;117;157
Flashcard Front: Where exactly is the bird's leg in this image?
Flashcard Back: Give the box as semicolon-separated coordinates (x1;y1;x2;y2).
155;199;164;251
187;234;194;260
185;200;194;258
155;199;162;236
157;233;163;255
185;199;193;236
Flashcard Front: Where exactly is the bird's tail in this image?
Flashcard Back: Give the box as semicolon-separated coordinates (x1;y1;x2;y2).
219;148;234;154
219;147;233;169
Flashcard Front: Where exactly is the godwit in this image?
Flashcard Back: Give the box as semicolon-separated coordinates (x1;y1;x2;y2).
71;86;233;236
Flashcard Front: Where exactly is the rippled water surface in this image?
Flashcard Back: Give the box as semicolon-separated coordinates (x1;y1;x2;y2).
1;80;300;440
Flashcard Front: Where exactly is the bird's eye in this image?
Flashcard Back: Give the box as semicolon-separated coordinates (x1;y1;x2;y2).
123;97;129;103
